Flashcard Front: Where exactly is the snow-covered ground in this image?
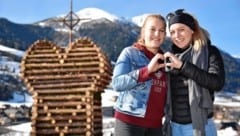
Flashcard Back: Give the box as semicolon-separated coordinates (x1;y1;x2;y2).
4;120;238;136
0;90;117;136
0;91;239;136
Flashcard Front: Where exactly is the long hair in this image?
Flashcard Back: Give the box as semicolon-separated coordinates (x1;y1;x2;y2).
191;16;209;51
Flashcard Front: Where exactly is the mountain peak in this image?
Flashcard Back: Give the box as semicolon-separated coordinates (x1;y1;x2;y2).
131;14;150;27
75;7;119;22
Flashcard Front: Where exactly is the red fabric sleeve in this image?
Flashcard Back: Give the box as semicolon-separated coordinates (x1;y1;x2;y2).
138;66;154;82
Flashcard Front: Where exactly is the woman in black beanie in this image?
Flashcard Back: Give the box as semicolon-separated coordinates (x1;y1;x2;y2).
163;9;225;136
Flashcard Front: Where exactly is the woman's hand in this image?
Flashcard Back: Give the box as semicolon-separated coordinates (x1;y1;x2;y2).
147;53;165;73
164;52;183;69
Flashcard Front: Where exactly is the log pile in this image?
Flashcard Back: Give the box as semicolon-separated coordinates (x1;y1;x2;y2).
20;38;112;136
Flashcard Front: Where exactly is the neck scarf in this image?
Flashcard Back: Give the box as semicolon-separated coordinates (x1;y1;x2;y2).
188;45;212;136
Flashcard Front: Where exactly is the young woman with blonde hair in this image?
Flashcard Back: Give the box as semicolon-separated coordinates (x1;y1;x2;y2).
163;9;225;136
112;14;167;136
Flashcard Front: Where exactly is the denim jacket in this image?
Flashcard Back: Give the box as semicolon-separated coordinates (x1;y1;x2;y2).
111;46;152;117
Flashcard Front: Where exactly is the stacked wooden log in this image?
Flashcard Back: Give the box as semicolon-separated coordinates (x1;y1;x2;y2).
20;38;112;136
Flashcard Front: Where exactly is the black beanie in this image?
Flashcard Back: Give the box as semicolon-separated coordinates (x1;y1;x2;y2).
167;9;195;31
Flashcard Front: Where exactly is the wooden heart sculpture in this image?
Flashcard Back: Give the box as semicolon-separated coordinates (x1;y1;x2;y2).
20;38;112;136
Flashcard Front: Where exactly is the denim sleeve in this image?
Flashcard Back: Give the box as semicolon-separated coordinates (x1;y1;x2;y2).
111;48;140;91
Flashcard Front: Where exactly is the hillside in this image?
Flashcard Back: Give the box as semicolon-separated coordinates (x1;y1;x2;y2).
221;51;240;93
0;8;239;94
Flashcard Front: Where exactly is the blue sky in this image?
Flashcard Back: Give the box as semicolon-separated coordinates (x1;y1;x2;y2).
0;0;240;56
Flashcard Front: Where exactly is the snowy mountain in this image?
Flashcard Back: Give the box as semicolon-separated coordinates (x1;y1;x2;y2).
232;55;240;63
0;44;24;58
36;7;132;32
74;7;119;22
0;44;24;75
0;7;239;94
132;13;152;27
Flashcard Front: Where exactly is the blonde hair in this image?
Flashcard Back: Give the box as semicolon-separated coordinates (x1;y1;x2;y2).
191;16;209;51
137;14;166;45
